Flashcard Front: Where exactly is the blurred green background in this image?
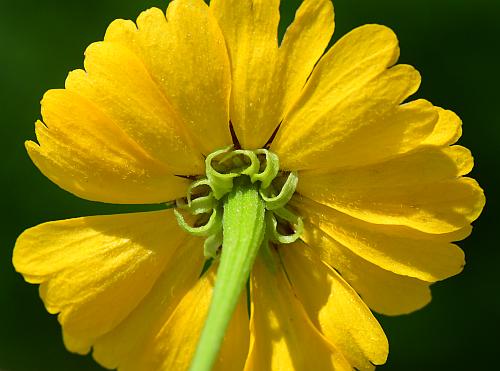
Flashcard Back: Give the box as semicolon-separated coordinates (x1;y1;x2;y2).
0;0;498;370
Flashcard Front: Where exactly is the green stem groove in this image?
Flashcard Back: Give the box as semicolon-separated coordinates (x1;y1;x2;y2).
189;176;266;371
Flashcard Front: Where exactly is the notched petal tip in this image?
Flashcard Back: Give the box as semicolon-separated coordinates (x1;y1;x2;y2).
136;6;166;29
388;64;422;101
347;23;401;67
104;18;138;43
462;177;486;221
63;330;92;355
24;137;55;183
423;107;463;146
24;138;39;153
12;229;33;278
448;145;474;176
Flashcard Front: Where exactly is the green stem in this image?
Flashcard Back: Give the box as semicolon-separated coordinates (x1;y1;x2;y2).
189;176;266;371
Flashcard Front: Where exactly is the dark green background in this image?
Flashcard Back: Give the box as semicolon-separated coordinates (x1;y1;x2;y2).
1;0;498;370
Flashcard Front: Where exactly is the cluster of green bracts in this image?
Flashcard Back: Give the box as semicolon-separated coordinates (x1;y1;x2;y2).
173;146;303;371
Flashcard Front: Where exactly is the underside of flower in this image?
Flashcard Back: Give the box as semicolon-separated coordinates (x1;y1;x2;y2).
174;146;303;260
12;0;486;370
173;146;303;371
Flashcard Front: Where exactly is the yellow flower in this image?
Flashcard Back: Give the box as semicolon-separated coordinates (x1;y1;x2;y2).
13;0;485;370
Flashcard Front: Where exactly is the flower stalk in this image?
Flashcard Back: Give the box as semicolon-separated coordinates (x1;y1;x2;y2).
189;176;266;371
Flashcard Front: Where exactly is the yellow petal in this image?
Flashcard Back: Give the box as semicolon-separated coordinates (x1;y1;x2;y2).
62;331;92;355
66;42;204;175
298;146;485;234
293;191;467;283
283;99;439;172
272;25;435;171
92;236;205;369
301;223;432;315
105;2;232;155
13;210;189;354
274;65;422;170
211;0;334;148
244;256;351;371
123;267;249;371
422;107;463;146
295;192;472;243
281;242;388;369
27;89;189;204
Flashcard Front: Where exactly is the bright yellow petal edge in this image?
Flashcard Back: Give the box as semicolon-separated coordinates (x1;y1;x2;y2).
13;0;485;370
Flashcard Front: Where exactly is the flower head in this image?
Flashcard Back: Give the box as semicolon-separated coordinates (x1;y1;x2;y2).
13;0;485;370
